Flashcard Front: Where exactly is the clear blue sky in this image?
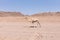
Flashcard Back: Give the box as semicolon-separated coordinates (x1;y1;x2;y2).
0;0;60;15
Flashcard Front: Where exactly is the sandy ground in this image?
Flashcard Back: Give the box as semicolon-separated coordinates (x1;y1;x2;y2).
0;16;60;40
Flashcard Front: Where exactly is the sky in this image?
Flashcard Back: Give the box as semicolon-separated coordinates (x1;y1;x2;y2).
0;0;60;15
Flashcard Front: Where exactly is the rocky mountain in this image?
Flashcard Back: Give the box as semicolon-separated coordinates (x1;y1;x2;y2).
32;12;60;16
0;12;24;17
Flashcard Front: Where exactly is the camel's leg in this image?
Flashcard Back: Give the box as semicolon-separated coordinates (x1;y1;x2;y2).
36;21;41;28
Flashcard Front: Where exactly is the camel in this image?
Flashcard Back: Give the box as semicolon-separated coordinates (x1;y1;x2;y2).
25;16;41;28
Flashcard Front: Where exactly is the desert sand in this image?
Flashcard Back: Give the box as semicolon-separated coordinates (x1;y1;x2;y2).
0;12;60;40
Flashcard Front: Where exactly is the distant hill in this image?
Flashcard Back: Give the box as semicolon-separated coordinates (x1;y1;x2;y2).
0;12;24;17
0;12;60;17
32;12;60;16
